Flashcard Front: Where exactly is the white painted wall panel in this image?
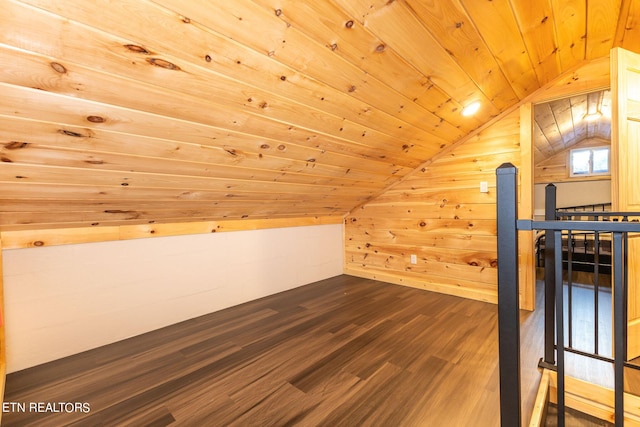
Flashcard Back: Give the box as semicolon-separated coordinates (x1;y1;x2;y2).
533;180;611;219
2;224;344;373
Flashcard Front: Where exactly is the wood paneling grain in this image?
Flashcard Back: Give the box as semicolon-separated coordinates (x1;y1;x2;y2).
0;10;441;159
0;0;638;231
249;0;484;134
345;109;522;303
459;0;539;99
552;0;587;70
333;0;496;113
586;0;623;60
400;0;520;110
509;0;562;86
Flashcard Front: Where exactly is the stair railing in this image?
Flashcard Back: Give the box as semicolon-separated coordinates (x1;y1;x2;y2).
496;163;640;427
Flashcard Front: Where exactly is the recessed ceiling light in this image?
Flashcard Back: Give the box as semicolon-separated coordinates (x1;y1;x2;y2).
462;101;481;117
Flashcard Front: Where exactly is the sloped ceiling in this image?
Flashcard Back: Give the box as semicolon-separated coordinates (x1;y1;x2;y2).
534;89;612;162
1;0;639;231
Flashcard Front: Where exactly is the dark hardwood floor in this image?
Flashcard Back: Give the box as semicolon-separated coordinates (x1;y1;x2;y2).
3;275;544;426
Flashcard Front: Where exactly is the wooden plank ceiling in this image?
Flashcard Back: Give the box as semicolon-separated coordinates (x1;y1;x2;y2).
534;89;612;161
0;0;638;231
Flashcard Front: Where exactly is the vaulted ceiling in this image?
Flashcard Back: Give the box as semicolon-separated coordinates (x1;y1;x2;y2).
534;89;612;162
1;0;639;231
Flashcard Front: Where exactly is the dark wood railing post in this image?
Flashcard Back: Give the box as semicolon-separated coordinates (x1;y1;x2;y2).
540;183;557;369
496;163;521;427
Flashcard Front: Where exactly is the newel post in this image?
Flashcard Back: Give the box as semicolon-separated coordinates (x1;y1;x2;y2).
541;183;557;368
496;163;522;426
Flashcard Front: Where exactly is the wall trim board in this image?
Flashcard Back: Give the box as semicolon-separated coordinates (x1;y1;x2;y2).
0;216;343;249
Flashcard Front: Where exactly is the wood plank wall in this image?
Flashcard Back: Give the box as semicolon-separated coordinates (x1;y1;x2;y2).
344;57;611;308
344;110;522;304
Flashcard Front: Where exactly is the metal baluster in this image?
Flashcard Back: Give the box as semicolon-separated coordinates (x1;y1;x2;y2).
555;230;565;427
593;231;600;355
567;230;573;349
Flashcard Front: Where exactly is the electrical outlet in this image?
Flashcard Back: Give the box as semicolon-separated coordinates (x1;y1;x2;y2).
480;181;489;193
410;254;417;264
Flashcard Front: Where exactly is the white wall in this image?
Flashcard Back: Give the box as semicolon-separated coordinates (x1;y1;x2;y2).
2;224;344;373
534;180;611;219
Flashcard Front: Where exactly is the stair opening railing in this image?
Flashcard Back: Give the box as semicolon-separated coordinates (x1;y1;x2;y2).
496;163;640;427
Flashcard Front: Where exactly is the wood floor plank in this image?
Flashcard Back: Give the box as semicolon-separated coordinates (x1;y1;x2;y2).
3;274;543;426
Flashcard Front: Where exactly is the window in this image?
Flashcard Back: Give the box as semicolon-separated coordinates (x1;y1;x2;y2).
570;147;610;177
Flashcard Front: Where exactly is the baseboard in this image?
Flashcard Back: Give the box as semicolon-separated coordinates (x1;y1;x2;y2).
343;267;498;304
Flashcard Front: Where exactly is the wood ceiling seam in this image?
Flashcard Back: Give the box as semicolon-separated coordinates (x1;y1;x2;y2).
10;0;460;144
332;0;501;116
0;182;372;202
0;146;392;188
585;0;623;60
0;12;436;174
0;199;351;209
0;210;350;226
0;163;382;194
0;207;367;227
550;0;587;72
0;113;410;180
0;46;433;168
0;123;401;184
249;0;485;133
459;0;540;100
401;0;520;111
613;0;634;46
0;83;419;177
508;0;563;87
153;0;471;138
